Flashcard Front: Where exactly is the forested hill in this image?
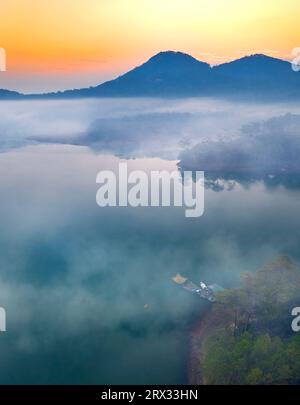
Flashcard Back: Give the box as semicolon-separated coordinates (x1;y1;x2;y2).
189;256;300;385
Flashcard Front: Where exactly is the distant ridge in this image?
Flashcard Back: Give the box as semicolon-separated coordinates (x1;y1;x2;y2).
1;51;299;100
0;89;24;99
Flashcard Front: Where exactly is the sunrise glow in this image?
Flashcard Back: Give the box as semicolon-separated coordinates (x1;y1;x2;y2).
0;0;299;92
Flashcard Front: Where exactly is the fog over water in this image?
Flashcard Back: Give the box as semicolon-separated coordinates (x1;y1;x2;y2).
0;98;299;383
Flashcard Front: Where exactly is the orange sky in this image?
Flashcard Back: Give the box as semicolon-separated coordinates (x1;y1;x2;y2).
0;0;299;92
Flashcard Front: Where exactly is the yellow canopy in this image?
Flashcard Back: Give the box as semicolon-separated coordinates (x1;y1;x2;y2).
172;273;187;285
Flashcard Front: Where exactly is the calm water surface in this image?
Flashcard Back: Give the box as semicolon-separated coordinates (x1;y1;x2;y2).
0;99;299;383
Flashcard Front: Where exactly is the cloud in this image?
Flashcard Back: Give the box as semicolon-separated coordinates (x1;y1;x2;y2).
79;112;195;158
179;113;300;189
1;108;300;381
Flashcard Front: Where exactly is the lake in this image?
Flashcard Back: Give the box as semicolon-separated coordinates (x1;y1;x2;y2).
0;98;299;384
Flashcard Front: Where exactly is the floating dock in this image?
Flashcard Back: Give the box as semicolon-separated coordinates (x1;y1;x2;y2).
172;273;223;302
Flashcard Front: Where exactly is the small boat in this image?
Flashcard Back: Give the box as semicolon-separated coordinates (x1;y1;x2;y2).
172;273;223;302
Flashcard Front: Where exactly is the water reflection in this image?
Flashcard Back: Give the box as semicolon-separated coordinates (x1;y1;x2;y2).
0;98;300;383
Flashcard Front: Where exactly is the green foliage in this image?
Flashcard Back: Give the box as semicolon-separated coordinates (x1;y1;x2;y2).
201;257;300;385
203;331;299;384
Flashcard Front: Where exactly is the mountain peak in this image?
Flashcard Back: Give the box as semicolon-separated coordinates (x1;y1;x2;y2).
147;51;208;66
3;50;299;99
214;52;291;77
227;53;287;65
245;53;273;59
149;50;197;60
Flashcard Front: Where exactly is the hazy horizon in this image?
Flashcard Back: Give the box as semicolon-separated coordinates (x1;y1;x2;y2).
0;51;296;95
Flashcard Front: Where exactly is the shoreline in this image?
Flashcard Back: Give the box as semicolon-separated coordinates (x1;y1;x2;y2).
187;304;220;385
